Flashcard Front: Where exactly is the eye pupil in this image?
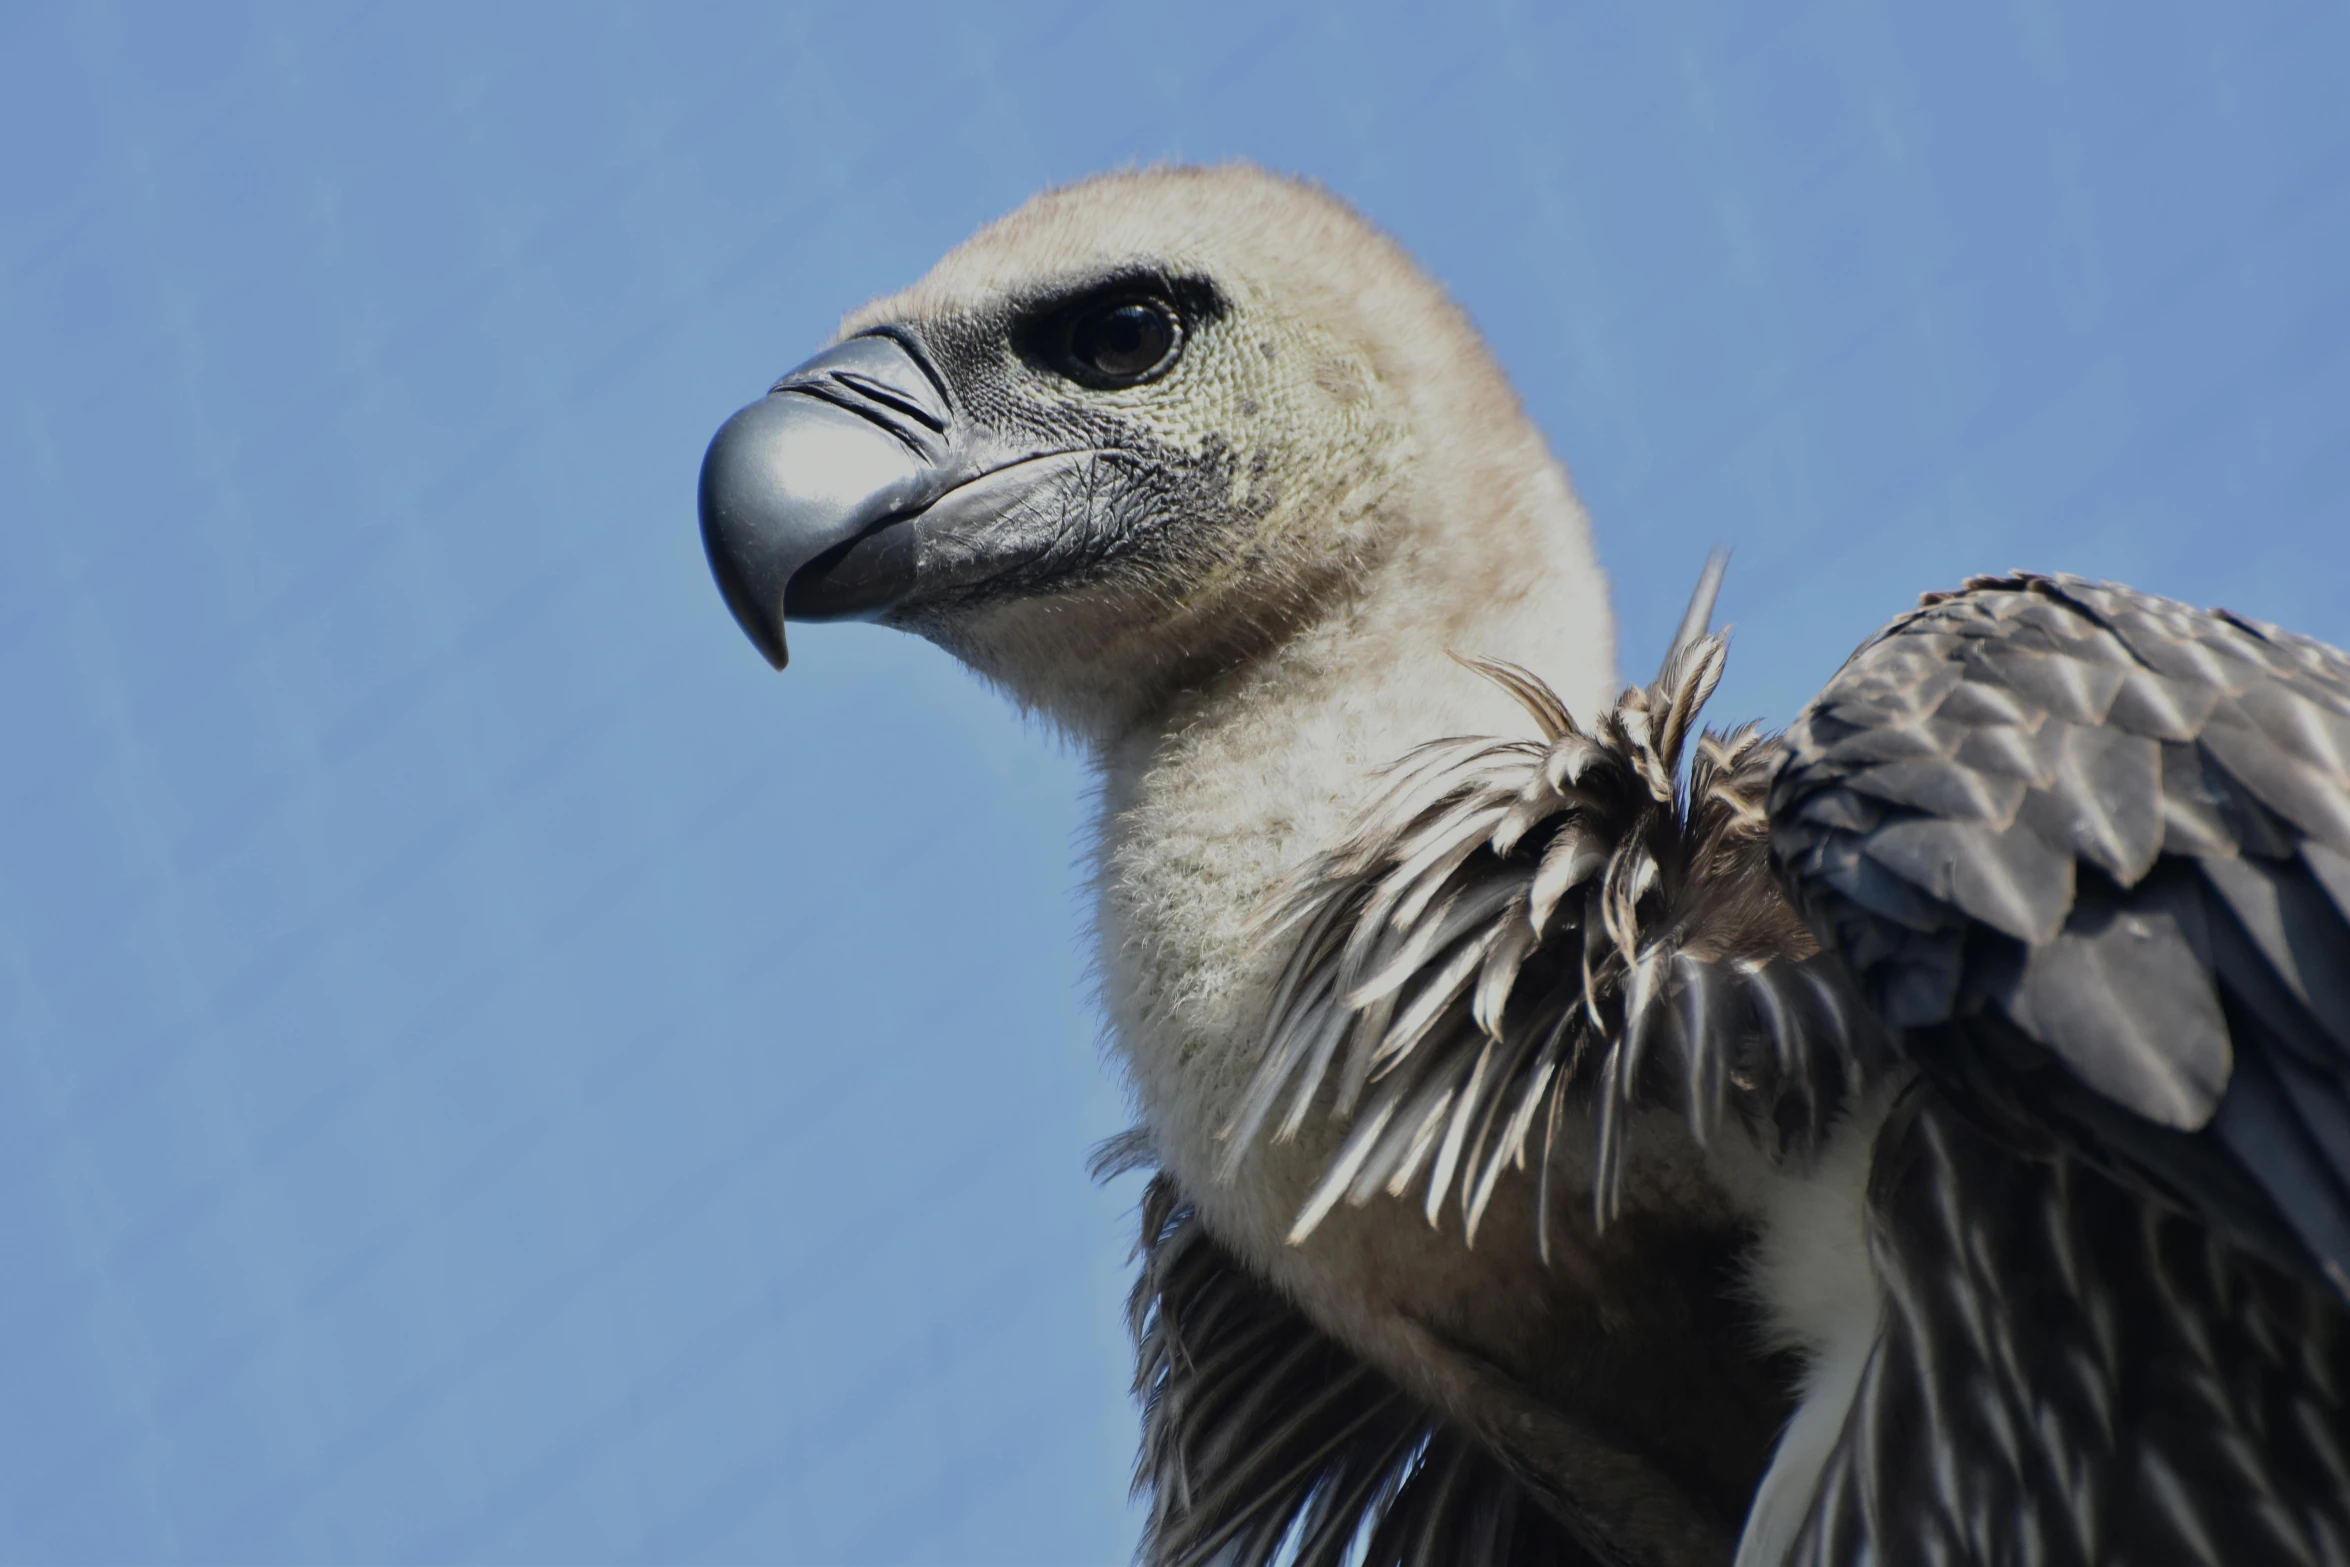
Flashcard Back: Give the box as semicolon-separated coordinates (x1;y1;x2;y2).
1065;298;1178;385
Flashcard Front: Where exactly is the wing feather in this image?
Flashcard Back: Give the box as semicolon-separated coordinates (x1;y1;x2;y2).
1772;571;2350;1296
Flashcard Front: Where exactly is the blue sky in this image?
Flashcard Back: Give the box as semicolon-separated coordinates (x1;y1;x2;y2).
3;2;2347;1561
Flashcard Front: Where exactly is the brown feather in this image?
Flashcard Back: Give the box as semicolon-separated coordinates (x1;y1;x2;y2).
1227;631;1878;1247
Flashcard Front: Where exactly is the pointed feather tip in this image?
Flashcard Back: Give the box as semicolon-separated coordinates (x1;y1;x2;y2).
1088;1126;1157;1183
1658;547;1732;684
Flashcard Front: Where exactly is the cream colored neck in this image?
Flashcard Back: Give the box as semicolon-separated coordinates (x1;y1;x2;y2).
1084;486;1617;1248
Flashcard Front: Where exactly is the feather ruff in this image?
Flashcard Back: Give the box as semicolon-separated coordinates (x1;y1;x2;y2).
1226;632;1879;1252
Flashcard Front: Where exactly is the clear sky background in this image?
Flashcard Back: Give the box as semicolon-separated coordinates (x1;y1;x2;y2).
4;3;2347;1562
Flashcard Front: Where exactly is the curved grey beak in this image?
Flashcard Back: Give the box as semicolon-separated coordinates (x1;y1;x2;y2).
698;333;958;670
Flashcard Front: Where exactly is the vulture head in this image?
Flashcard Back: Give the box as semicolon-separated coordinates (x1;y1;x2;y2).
702;163;1614;742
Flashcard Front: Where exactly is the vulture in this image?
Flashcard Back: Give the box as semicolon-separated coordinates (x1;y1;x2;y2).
695;164;2350;1566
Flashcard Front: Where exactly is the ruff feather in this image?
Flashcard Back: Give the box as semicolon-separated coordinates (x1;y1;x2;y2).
1227;621;1878;1252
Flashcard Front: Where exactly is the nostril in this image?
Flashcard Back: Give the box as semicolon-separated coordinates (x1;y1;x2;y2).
831;371;950;435
776;381;935;459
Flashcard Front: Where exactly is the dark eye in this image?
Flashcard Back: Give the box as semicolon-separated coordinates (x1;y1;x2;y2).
1057;296;1182;387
